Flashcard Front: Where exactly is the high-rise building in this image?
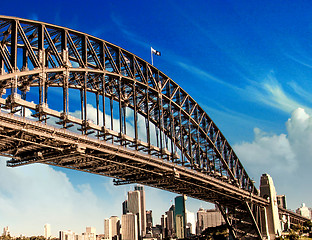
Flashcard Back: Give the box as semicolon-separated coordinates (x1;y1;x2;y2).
296;203;311;219
122;200;128;215
3;226;10;236
104;219;110;240
161;214;167;237
60;230;76;240
186;210;196;236
165;205;175;238
277;195;287;209
127;190;141;238
134;185;146;237
196;207;225;235
174;195;186;239
44;224;51;239
146;210;153;233
104;217;120;240
111;216;120;239
121;213;138;240
83;227;96;240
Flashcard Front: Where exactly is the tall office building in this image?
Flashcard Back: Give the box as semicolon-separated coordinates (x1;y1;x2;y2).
186;210;196;236
174;195;186;239
111;216;120;239
122;200;128;215
44;224;51;239
196;207;225;235
128;190;141;238
83;227;96;240
146;210;153;233
59;230;76;240
3;226;9;236
165;205;175;238
277;195;287;209
134;185;146;237
121;213;138;240
296;203;311;219
104;219;110;239
161;214;167;237
104;217;120;240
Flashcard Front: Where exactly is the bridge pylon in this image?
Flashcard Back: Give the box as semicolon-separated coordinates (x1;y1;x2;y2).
260;173;282;239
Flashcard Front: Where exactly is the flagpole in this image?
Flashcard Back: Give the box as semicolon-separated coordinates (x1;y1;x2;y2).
151;47;154;66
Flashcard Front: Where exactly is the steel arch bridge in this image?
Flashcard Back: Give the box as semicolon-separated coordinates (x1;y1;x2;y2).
0;16;270;239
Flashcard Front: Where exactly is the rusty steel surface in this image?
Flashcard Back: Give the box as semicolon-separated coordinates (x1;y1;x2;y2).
0;16;306;239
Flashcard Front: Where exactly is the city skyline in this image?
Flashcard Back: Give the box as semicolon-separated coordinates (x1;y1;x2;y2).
1;0;312;236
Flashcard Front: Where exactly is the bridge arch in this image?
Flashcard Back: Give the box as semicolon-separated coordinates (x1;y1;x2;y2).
0;16;269;239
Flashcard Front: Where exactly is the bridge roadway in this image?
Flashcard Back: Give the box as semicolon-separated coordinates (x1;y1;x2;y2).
0;16;308;239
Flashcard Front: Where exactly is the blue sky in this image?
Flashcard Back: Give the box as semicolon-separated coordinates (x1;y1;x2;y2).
1;0;312;236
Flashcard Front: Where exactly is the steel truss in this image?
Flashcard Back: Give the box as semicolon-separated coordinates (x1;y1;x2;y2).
0;16;269;239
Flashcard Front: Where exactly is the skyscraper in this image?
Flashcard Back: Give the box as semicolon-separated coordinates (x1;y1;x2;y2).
127;190;141;238
104;217;120;240
277;195;287;209
83;227;96;240
121;213;138;240
134;185;146;237
196;207;225;235
44;224;51;239
186;210;196;236
146;210;153;233
122;200;128;215
104;219;110;239
59;230;75;240
174;195;186;239
165;205;175;238
296;203;311;219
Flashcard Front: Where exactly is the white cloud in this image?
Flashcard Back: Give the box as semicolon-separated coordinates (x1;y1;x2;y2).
234;107;312;210
0;160;110;237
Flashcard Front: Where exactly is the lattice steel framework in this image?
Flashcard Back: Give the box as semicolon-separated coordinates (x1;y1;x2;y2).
0;16;269;239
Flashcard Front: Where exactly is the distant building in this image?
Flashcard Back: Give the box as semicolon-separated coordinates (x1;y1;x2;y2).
175;195;186;239
121;213;138;240
60;230;76;240
134;185;147;237
122;200;128;215
104;219;110;239
165;205;175;238
186;210;196;236
277;195;287;209
296;203;311;219
151;225;162;239
161;214;167;237
104;217;120;240
3;226;10;236
128;190;141;238
196;207;225;235
44;224;51;239
83;227;96;240
146;210;153;233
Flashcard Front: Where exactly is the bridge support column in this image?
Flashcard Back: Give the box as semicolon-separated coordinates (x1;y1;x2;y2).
260;173;281;239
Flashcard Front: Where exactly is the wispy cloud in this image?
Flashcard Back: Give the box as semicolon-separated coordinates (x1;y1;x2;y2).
110;13;150;49
288;81;312;104
177;61;241;91
245;73;312;114
284;52;312;70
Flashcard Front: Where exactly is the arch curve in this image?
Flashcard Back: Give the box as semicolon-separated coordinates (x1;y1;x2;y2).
0;15;257;194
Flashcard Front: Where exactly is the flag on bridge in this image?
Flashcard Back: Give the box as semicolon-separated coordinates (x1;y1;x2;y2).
151;47;161;65
151;47;161;56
